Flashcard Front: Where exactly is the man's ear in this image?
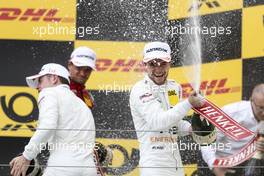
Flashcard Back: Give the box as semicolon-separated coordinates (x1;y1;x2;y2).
68;60;73;68
50;75;60;84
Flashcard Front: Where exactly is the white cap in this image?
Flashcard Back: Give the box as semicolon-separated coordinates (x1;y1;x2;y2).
143;41;171;63
26;63;70;88
70;46;96;70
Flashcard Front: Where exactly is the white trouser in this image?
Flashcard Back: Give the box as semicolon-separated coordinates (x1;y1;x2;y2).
43;166;97;176
43;151;97;176
139;149;184;176
140;167;184;176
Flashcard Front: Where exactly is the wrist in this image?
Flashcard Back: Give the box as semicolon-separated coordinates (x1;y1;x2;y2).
22;153;31;161
188;126;192;135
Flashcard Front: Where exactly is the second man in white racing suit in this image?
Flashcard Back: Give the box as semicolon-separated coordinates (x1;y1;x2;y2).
129;41;204;176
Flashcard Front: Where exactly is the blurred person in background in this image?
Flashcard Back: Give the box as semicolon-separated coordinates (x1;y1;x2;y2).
201;84;264;176
68;46;96;109
68;46;112;175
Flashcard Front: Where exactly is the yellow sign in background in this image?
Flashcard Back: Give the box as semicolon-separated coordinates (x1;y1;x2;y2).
0;0;76;41
169;59;242;107
75;40;146;91
168;0;242;20
0;86;38;137
0;0;263;175
242;5;264;59
97;138;198;176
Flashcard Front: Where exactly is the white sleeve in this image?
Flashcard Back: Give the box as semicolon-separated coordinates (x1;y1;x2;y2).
130;90;192;131
201;145;216;170
23;89;58;160
177;120;191;136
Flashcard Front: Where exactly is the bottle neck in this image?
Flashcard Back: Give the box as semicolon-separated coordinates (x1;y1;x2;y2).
253;151;264;159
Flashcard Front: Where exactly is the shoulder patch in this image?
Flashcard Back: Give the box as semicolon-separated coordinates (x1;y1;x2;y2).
168;90;180;107
168;90;177;96
139;93;152;100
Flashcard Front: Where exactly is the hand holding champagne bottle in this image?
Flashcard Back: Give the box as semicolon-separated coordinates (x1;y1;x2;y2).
245;121;264;176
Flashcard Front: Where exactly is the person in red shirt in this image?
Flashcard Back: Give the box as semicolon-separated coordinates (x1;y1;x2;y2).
68;46;112;176
68;46;96;109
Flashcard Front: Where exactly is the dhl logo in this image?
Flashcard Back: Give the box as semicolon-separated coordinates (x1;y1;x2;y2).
0;8;74;23
181;78;240;98
96;59;145;72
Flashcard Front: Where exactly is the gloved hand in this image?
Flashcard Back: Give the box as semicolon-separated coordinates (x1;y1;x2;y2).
188;91;205;107
191;112;216;145
256;121;264;153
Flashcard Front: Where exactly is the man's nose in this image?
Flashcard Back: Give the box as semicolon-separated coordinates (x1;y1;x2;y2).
154;66;163;72
36;86;41;92
79;70;87;77
37;83;40;90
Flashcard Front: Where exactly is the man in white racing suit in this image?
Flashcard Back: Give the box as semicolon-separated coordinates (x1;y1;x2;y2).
201;83;264;176
129;41;204;176
10;63;97;176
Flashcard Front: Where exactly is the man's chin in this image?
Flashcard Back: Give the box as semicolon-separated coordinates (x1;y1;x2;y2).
75;79;87;85
153;78;166;85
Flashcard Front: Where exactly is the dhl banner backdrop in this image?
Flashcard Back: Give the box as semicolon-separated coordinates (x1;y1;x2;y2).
0;0;76;41
0;86;38;137
97;138;198;176
168;0;243;20
75;41;146;91
1;0;264;176
169;59;242;107
242;4;264;59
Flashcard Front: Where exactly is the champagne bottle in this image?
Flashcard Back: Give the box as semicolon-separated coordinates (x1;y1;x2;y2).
191;113;216;145
245;122;264;176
